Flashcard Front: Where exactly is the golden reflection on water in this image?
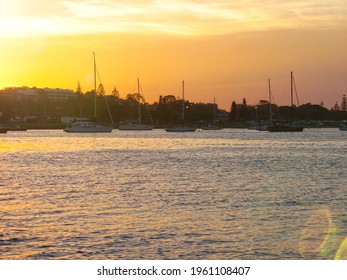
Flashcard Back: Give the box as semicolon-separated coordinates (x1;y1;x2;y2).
1;129;346;259
1;137;103;153
0;139;38;152
1;137;231;154
0;130;271;154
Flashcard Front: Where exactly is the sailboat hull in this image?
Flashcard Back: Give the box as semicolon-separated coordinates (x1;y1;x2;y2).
267;124;303;132
165;126;197;132
118;124;153;130
64;122;113;133
200;125;222;130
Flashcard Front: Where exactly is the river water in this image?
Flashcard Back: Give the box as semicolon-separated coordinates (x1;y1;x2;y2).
0;128;346;259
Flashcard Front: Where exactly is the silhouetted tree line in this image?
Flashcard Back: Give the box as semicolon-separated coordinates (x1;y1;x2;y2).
0;89;226;125
229;98;347;123
0;88;346;126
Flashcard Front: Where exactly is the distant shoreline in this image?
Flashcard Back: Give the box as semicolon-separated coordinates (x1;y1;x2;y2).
1;122;342;130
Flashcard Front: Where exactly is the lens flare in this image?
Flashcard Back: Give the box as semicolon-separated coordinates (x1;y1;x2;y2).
335;237;347;260
299;207;337;258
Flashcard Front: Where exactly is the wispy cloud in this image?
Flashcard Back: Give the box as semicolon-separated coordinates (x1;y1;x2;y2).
1;0;346;37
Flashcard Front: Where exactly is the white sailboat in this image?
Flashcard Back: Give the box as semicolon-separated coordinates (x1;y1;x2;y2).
64;53;113;133
64;121;113;133
118;78;153;131
165;80;197;132
201;97;222;130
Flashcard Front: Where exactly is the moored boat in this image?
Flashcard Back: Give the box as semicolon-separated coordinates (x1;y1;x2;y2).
64;53;113;133
200;124;221;130
165;80;196;133
201;98;222;130
249;79;273;131
268;72;304;132
118;123;153;131
64;121;113;133
165;126;197;132
267;123;304;132
8;126;27;131
118;78;153;131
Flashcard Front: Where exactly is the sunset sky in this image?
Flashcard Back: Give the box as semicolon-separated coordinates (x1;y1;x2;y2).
1;0;347;110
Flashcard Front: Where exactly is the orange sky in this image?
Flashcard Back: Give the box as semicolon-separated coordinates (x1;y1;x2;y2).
1;0;347;110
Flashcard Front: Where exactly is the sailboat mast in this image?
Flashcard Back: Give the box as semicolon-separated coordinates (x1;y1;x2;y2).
291;71;294;107
213;97;216;125
268;79;272;123
137;78;141;124
291;71;294;124
182;80;185;121
93;52;97;119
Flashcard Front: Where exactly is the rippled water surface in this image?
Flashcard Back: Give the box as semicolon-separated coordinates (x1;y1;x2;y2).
1;128;346;259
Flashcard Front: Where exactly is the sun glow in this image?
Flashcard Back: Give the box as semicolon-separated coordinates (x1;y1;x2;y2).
1;1;347;109
0;1;19;36
1;0;346;38
0;1;17;17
